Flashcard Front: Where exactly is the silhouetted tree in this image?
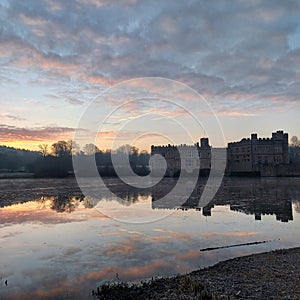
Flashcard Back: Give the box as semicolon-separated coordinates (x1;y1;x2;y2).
38;144;49;157
83;143;100;155
70;140;80;155
291;136;300;147
290;136;300;164
0;142;150;177
0;146;39;172
51;140;72;157
116;144;131;155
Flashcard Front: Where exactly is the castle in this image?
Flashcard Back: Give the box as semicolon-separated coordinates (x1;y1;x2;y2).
151;130;300;177
227;130;289;176
151;137;211;177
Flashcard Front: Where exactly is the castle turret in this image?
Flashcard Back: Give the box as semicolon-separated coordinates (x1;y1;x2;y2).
200;137;210;148
251;133;257;140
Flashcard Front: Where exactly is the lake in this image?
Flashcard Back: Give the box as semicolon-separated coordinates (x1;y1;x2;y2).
0;177;299;299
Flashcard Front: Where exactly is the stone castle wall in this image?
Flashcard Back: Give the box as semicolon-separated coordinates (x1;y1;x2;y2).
151;130;296;177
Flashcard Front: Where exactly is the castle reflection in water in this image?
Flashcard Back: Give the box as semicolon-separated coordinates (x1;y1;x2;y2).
152;178;300;223
0;177;299;223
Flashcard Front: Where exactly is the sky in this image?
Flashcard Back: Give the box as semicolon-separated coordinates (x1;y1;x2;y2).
0;0;300;151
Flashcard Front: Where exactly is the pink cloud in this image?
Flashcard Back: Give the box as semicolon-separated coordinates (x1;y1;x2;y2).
201;231;258;239
0;124;87;143
0;200;108;225
97;130;146;141
78;259;174;283
216;111;257;117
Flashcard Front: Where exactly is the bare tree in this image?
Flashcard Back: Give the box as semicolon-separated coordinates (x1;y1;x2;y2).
116;144;139;155
69;140;80;155
290;136;300;164
83;143;100;155
38;144;49;157
291;136;300;147
116;144;131;155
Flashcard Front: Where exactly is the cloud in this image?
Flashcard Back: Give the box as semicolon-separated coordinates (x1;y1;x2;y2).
0;114;26;121
0;124;86;142
0;0;300;143
97;129;147;141
66;97;85;105
1;1;299;90
216;112;257;117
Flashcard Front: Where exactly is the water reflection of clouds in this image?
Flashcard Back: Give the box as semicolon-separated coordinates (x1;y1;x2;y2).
0;199;107;226
201;231;259;238
63;246;82;256
9;276;73;300
175;249;201;261
95;197;172;223
1;218;298;300
103;236;142;257
148;230;193;243
4;240;272;300
1;177;300;299
78;259;176;284
118;227;195;244
119;228;146;236
0;206;66;226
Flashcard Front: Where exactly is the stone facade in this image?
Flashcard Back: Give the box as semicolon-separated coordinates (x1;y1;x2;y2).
150;138;211;177
151;130;292;177
227;130;289;176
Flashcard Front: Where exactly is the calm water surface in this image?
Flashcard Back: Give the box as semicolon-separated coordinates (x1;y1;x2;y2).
0;177;299;299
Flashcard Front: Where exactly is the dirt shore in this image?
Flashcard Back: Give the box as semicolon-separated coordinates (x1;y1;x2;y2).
93;247;300;300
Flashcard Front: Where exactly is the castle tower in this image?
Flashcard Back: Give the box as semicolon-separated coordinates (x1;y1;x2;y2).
200;137;210;148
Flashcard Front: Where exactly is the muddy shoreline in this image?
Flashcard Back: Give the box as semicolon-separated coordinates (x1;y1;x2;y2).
94;247;300;300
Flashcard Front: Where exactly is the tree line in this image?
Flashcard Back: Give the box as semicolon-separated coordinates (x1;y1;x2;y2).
0;140;150;177
1;136;300;178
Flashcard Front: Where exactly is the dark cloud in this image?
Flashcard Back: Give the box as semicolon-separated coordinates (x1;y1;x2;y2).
0;0;300;111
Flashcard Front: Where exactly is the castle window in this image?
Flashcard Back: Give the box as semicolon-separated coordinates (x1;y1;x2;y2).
186;159;193;167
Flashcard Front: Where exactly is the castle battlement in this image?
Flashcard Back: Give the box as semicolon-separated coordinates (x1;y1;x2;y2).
151;130;290;177
227;130;289;175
